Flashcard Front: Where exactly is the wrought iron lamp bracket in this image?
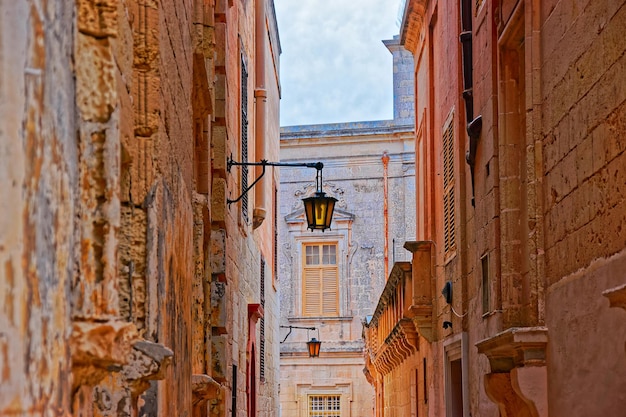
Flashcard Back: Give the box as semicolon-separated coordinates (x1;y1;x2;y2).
226;154;324;205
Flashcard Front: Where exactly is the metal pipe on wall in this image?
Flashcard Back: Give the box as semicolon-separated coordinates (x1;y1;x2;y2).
382;152;390;280
253;0;268;228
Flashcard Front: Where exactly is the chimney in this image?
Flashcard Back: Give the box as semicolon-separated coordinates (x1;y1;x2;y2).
383;35;415;125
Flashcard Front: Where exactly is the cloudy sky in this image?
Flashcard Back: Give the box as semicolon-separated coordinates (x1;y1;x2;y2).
274;0;403;127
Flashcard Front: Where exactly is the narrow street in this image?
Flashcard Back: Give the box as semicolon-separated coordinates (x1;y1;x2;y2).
0;1;625;416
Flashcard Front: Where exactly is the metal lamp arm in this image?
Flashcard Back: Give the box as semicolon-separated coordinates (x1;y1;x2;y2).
226;154;324;205
227;163;266;205
279;325;316;344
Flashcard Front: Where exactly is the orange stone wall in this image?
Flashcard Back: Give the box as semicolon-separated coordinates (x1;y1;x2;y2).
0;0;281;416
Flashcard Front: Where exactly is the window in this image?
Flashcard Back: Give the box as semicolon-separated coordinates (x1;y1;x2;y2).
309;395;341;417
481;253;490;315
240;53;249;222
442;116;456;254
302;243;339;317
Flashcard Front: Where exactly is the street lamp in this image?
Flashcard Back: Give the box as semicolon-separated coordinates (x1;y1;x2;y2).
306;337;322;358
280;325;322;358
227;156;337;231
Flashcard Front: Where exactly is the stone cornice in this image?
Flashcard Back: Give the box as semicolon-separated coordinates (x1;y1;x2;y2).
477;327;548;372
370;318;419;376
281;119;414;140
399;0;428;53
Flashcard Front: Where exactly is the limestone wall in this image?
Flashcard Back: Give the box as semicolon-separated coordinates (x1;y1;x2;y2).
0;2;77;413
539;0;626;415
396;0;626;416
0;0;282;415
279;121;415;417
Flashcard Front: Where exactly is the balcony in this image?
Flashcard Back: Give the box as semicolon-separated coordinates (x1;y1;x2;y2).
363;241;434;376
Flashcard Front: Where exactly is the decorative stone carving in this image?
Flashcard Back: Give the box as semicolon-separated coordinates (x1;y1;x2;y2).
484;372;535;417
477;327;548;372
404;241;434;342
293;182;346;209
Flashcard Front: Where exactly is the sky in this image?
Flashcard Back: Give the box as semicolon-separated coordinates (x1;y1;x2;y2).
274;0;403;127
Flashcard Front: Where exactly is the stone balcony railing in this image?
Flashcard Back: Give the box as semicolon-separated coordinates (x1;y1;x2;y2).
364;241;434;376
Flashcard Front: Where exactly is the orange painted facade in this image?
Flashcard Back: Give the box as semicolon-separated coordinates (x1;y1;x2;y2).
364;0;626;416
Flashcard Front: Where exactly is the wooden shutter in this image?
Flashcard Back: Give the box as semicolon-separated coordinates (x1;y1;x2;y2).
303;267;321;316
302;243;338;317
443;117;456;253
322;267;338;315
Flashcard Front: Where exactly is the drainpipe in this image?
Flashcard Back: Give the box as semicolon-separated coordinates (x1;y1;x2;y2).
253;0;267;229
382;152;390;280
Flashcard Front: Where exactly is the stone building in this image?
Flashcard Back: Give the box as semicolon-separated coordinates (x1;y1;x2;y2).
278;37;415;417
0;0;281;416
363;0;626;417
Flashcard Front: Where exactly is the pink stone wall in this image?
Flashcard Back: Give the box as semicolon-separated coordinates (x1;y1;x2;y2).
386;1;626;417
546;250;626;416
541;0;626;415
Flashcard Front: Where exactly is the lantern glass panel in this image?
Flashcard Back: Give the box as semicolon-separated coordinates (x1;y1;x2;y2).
307;338;321;357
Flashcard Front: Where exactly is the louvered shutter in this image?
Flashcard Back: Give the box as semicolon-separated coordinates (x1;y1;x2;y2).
443;118;456;253
322;267;338;315
302;243;339;317
303;267;321;316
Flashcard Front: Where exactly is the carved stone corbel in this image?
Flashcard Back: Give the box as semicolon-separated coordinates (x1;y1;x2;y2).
404;241;434;342
477;327;548;417
123;341;174;395
484;372;535;417
603;283;626;311
603;283;626;356
85;339;173;416
71;320;139;390
192;373;223;406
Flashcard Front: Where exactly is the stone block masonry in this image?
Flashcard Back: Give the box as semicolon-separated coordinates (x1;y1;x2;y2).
0;0;283;416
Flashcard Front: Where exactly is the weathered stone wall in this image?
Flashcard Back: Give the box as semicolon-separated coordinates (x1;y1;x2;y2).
212;1;283;416
256;3;282;414
540;0;626;415
0;2;76;413
542;0;626;282
0;0;282;416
